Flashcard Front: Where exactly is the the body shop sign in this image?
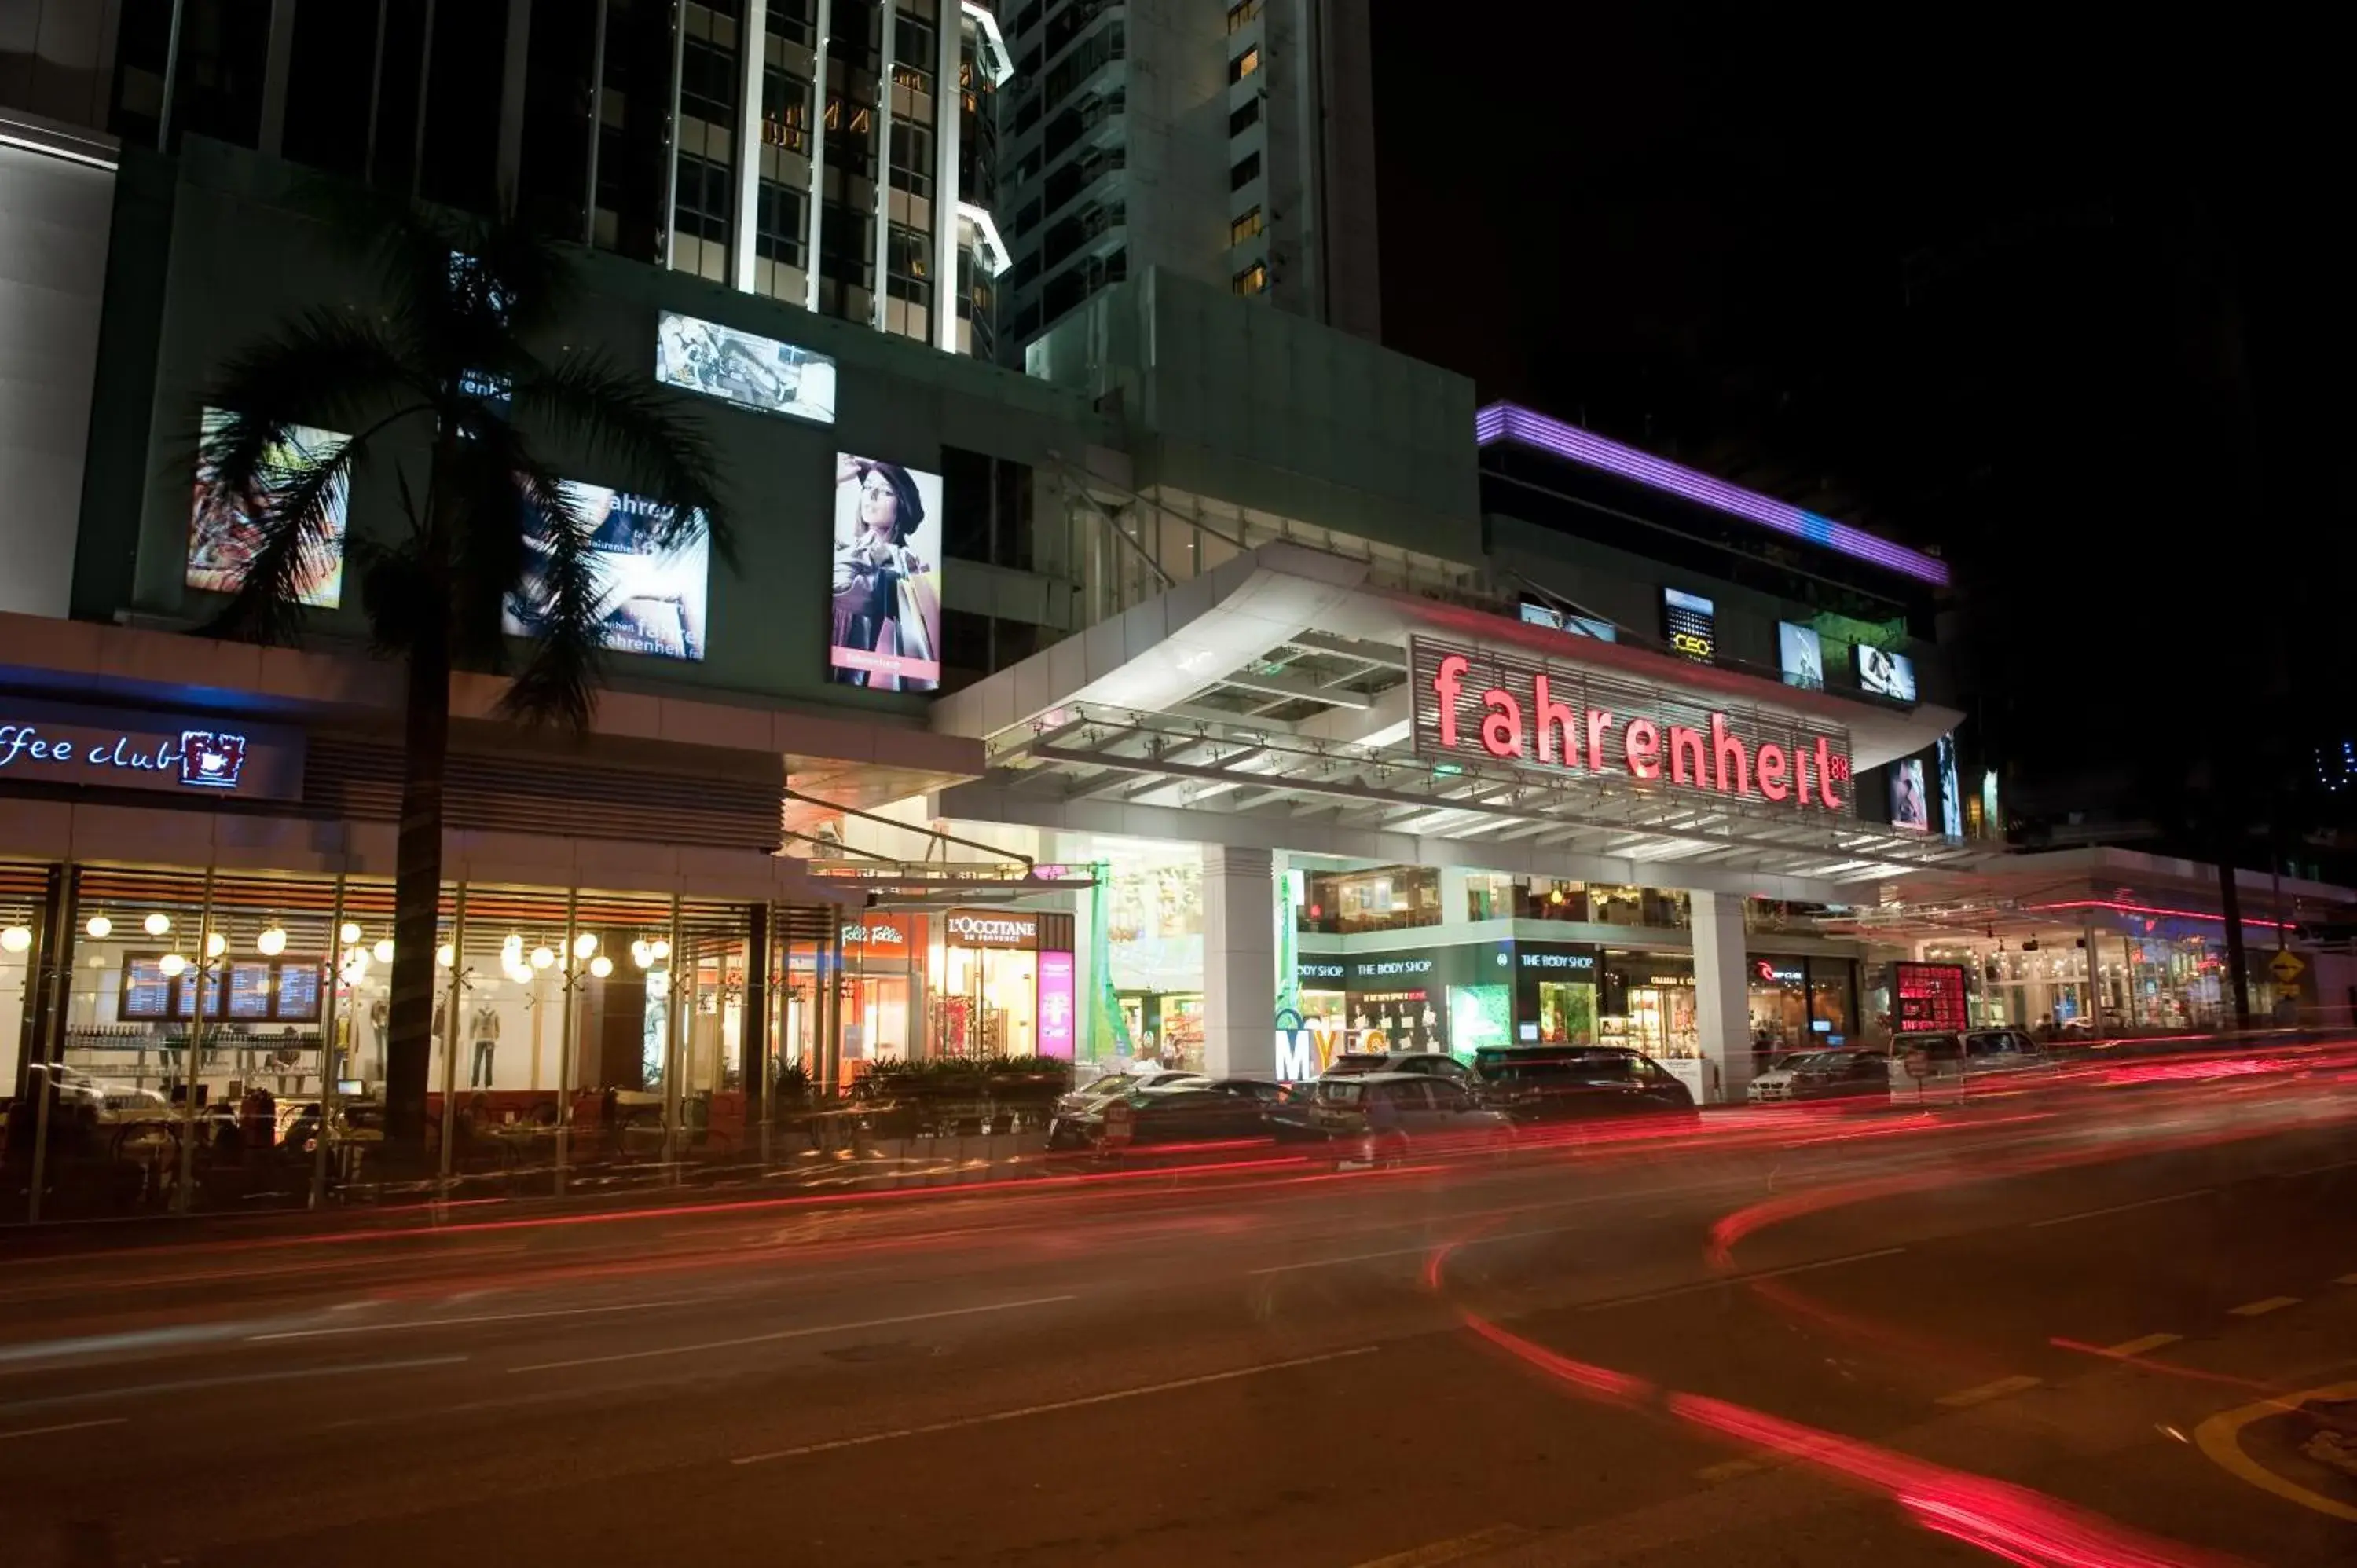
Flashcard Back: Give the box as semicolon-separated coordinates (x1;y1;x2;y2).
0;698;304;801
944;910;1039;950
1412;638;1853;815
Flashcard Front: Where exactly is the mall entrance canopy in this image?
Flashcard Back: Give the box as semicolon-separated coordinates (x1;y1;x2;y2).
933;543;1979;902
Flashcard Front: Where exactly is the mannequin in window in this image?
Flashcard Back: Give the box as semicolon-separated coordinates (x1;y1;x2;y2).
471;1002;501;1088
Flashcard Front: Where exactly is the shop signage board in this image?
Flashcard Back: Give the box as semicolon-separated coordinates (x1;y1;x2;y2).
1893;961;1970;1031
1037;951;1076;1057
1410;638;1855;815
1753;958;1805;985
841;913;919;955
944;909;1039;949
0;698;305;801
1518;944;1600;975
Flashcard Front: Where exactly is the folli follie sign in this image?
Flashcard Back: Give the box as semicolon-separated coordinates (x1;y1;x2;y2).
1412;637;1854;815
841;912;922;957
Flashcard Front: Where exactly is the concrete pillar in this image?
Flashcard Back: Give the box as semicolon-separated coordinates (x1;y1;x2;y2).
1201;846;1276;1078
1690;889;1751;1105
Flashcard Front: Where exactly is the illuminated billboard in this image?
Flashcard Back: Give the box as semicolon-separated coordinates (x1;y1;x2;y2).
1936;735;1964;838
1856;643;1918;701
1889;757;1930;831
830;453;945;691
1777;622;1824;689
187;408;351;607
656;311;837;425
1662;588;1715;662
503;483;710;661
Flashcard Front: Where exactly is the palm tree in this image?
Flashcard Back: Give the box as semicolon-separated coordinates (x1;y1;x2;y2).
195;191;731;1151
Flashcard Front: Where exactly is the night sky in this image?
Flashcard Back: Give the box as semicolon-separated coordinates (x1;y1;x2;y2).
1368;6;2354;852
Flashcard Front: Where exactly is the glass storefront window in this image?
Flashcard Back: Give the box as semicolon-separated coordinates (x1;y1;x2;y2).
1530;979;1596;1045
1518;877;1589;921
1464;872;1514;921
1599;953;1699;1061
1299;865;1440;934
1807;959;1856;1043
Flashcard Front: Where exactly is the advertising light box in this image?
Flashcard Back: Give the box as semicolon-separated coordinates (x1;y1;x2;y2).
1662;588;1715;662
830;453;944;691
656;311;838;425
504;483;711;661
1777;622;1824;689
1856;643;1918;701
1889;757;1930;831
188;408;351;607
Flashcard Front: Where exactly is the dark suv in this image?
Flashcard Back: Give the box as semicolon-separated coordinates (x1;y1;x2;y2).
1471;1046;1696;1124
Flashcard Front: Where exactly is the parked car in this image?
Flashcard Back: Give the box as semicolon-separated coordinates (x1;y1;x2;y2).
1362;1052;1483;1092
1053;1068;1204;1118
1046;1079;1274;1152
1318;1053;1394;1079
1472;1046;1696;1124
1891;1029;2055;1085
1307;1073;1513;1166
1747;1049;1889;1103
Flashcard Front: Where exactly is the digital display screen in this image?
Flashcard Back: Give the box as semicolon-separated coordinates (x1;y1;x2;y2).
1519;601;1618;642
1894;962;1970;1031
1936;735;1964;838
121;956;171;1020
504;482;711;661
226;962;273;1018
188;408;351;608
1662;588;1715;662
1777;622;1824;688
657;311;838;425
830;453;945;691
1856;643;1919;701
275;962;322;1023
1889;757;1930;831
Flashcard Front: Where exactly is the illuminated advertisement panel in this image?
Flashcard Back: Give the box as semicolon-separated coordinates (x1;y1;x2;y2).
830;453;944;691
1662;588;1715;662
655;310;838;425
504;483;710;660
188;408;351;607
1936;735;1964;838
1777;622;1824;689
1856;643;1918;701
1889;757;1930;831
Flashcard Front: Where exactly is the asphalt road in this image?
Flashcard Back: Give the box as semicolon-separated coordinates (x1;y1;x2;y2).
3;1045;2355;1568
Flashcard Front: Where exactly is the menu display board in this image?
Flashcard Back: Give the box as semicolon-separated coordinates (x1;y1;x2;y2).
121;956;172;1020
115;955;324;1023
275;962;323;1023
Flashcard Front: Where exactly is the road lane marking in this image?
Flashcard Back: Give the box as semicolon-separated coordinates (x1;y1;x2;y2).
1346;1523;1534;1567
2027;1189;2213;1228
2227;1296;2300;1317
2333;1273;2357;1287
251;1297;701;1342
2195;1379;2357;1524
2102;1332;2183;1357
1936;1374;2042;1409
0;1356;467;1418
1250;1223;1591;1274
509;1295;1076;1374
0;1417;127;1442
1580;1247;1908;1311
1696;1455;1778;1482
731;1345;1377;1464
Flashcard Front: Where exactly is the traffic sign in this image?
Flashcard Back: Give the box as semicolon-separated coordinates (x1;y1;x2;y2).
2269;950;2305;985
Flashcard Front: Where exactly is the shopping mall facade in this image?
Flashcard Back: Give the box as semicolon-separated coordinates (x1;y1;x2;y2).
5;124;2355;1220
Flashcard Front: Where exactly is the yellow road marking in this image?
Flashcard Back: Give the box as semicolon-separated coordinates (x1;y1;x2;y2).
2194;1379;2357;1525
1697;1455;1773;1482
1937;1374;2042;1409
1347;1524;1534;1567
2227;1296;2300;1317
2333;1273;2357;1287
2103;1332;2183;1357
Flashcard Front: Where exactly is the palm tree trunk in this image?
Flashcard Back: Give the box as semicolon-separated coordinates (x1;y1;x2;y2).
384;628;452;1148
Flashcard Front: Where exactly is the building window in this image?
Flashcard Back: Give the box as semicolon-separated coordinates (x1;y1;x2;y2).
1226;0;1262;35
1233;260;1267;296
1228;46;1260;84
1230;206;1263;247
1229;151;1261;191
1229;97;1259;136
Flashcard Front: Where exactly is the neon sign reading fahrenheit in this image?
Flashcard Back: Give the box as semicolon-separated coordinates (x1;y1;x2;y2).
1412;639;1853;814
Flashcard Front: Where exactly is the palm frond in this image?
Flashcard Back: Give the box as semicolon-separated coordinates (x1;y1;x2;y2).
195;420;358;645
513;353;735;568
196;310;420;441
499;459;610;728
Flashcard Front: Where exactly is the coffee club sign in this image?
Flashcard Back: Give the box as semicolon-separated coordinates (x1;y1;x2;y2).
1413;638;1853;815
0;698;304;801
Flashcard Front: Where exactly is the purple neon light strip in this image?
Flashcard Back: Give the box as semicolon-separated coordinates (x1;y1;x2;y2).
1476;401;1951;586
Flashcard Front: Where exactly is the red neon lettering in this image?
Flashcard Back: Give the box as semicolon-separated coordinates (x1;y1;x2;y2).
1625;719;1660;779
1481;689;1524;757
1585;709;1613;771
1533;676;1579;767
1711;714;1750;796
1757;742;1789;801
1433;654;1468;749
1815;738;1842;809
1794;743;1811;804
1667;726;1706;786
